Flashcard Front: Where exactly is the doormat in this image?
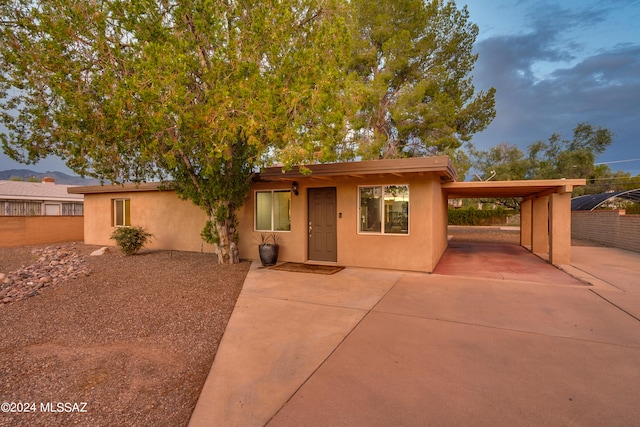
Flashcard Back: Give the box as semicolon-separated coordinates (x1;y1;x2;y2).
269;262;345;275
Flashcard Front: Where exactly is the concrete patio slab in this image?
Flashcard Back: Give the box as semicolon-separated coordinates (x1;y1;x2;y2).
188;294;367;427
189;244;640;427
268;311;640;427
189;264;402;427
570;246;640;293
433;242;585;285
241;264;403;310
592;289;640;324
375;273;640;347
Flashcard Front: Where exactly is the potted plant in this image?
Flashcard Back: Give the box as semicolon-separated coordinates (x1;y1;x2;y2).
257;233;281;266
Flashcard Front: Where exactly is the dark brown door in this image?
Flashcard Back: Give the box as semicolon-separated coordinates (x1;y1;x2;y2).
308;187;337;262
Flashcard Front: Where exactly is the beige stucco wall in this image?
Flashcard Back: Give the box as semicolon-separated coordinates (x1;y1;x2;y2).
237;172;447;272
83;190;217;253
549;192;572;264
0;216;84;247
80;172;449;270
431;178;449;269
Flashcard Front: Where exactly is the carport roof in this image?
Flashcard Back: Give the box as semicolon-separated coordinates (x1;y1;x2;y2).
443;179;586;199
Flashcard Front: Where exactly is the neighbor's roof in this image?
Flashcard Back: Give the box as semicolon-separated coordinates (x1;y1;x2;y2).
256;156;458;182
0;180;83;202
571;189;640;211
443;179;586;199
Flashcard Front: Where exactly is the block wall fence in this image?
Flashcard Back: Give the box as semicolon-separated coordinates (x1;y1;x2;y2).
572;210;640;253
0;216;84;248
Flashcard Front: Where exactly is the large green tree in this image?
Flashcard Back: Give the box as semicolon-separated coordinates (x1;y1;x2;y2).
0;0;352;263
349;0;496;159
470;123;614;182
468;143;530;181
527;122;614;180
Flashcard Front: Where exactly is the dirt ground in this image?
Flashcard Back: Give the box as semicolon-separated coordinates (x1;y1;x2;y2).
0;244;249;427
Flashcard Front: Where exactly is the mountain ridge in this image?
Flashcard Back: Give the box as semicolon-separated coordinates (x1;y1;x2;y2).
0;169;99;185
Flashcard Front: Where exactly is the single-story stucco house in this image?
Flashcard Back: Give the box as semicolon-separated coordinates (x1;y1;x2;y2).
68;156;584;272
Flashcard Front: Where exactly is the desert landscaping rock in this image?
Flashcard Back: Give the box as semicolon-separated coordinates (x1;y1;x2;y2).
0;244;91;304
90;246;110;256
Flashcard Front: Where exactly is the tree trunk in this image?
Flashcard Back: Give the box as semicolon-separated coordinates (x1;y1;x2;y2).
209;203;240;264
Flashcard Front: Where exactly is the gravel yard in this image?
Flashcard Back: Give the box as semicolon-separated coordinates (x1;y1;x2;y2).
0;243;249;427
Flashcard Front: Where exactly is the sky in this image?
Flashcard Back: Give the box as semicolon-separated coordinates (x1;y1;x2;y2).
464;0;640;176
1;0;639;176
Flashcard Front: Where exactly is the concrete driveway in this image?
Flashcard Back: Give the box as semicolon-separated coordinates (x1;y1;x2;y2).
189;244;640;426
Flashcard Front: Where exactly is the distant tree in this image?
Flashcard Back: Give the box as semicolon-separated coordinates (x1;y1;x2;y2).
585;164;640;194
527;122;613;180
349;0;496;159
469;123;614;183
468;122;615;206
0;0;352;263
469;143;530;181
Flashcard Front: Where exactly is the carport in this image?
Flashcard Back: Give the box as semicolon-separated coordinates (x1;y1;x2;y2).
443;179;586;265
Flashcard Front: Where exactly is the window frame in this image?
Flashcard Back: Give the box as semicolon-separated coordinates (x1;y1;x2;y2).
113;198;131;227
357;184;410;236
254;189;292;232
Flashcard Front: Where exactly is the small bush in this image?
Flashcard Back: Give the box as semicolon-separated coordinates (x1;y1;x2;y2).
625;204;640;215
448;207;512;226
110;226;153;255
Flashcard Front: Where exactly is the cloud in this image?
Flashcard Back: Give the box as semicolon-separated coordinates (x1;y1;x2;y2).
470;2;640;174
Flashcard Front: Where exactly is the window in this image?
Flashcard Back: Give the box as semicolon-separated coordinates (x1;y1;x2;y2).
359;185;409;234
44;203;61;216
113;199;131;227
255;190;291;231
62;202;84;216
1;201;41;216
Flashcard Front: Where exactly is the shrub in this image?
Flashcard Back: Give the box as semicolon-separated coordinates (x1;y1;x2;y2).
448;207;512;226
625;204;640;215
110;226;153;255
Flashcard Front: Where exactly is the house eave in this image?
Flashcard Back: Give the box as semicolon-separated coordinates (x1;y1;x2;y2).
67;182;171;195
255;156;458;182
442;179;586;199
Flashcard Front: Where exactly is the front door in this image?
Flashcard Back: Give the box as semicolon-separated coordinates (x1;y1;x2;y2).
308;187;337;262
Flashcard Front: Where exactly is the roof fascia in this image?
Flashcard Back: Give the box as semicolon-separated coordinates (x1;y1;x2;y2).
67;182;168;195
443;179;586;199
256;157;457;182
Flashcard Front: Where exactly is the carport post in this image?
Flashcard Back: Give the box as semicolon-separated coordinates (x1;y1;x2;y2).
520;198;532;247
531;196;549;255
549;191;571;265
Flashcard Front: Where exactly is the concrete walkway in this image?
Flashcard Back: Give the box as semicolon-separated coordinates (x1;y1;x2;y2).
189;245;640;427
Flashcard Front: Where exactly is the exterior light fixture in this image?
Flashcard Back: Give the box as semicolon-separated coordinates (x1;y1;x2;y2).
292;181;299;196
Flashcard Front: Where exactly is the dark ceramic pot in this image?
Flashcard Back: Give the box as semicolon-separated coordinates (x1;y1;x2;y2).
258;244;279;266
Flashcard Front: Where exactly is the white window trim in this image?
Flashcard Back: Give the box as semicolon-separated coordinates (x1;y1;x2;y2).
357;184;410;236
254;189;292;232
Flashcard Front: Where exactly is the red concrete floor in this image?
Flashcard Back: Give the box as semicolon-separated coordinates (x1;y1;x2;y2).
433;241;587;285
